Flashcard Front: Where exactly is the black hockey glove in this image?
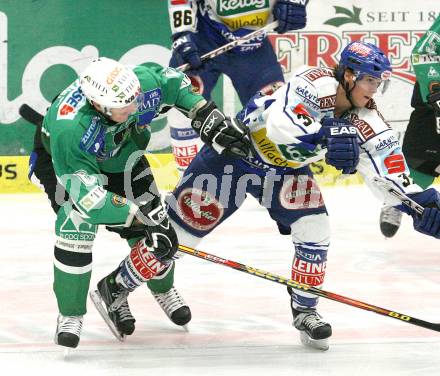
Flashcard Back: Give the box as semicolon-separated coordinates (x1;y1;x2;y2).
427;88;440;114
172;32;202;70
135;197;179;265
273;0;308;34
191;101;252;158
320;118;359;174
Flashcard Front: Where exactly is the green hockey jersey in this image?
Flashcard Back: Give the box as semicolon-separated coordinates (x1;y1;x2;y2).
41;63;204;226
412;16;440;103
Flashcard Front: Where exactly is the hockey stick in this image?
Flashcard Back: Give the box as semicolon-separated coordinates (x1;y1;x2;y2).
19;23;279;122
178;244;440;332
18;104;44;127
373;176;424;215
176;21;279;72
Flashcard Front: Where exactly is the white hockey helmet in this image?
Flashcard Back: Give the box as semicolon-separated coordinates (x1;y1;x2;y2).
79;57;141;109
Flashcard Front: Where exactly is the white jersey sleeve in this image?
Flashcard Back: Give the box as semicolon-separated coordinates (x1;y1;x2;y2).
348;103;423;204
263;77;323;144
241;66;339;169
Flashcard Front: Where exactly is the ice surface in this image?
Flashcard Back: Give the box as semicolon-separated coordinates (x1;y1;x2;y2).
1;185;439;375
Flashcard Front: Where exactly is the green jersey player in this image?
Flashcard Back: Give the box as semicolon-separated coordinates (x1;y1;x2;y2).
30;57;251;348
380;16;440;237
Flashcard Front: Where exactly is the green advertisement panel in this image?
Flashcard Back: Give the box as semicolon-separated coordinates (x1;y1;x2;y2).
0;0;223;156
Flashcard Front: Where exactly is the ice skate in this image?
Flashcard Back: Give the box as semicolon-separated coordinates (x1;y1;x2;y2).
152;286;191;328
54;314;83;349
89;269;135;341
380;206;402;238
292;308;332;351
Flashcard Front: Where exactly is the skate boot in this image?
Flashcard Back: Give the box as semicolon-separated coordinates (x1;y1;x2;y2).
380;206;402;238
292;307;332;351
152;286;191;326
89;269;135;341
54;314;83;348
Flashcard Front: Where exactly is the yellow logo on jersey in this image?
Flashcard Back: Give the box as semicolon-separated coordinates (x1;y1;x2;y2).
251;128;302;168
219;11;270;31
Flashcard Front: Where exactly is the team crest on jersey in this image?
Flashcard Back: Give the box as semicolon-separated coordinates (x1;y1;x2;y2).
57;85;86;120
111;194;127;207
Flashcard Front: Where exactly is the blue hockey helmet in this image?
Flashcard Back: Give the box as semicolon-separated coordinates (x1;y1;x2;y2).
339;41;392;79
337;41;392;93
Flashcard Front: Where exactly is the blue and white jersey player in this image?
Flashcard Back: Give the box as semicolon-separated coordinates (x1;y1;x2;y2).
166;41;440;351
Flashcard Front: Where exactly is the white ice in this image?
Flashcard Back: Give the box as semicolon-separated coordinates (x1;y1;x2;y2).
1;185;440;375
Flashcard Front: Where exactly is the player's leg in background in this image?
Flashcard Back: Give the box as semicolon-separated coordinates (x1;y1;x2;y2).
259;170;332;350
167;34;222;173
165;145;251;324
223;37;285;106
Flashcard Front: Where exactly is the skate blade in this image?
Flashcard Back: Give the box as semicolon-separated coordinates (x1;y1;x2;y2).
63;348;70;358
299;331;329;351
182;324;189;332
89;290;125;342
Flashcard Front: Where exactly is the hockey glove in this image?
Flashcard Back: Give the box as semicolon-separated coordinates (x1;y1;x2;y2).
320;118;359;174
273;0;308;34
135;196;179;265
191;101;252;158
172;32;202;70
405;189;440;239
428;88;440;114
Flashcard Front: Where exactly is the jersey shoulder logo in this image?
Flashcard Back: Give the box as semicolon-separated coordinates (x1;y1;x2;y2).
56;82;87;120
138;88;162;126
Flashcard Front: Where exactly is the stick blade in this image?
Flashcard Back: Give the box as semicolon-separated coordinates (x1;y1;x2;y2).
19;104;44;127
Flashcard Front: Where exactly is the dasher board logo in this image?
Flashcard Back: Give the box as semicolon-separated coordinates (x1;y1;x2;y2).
216;0;270;15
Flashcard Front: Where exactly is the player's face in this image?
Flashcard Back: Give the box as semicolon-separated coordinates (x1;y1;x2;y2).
108;102;138;123
350;74;382;107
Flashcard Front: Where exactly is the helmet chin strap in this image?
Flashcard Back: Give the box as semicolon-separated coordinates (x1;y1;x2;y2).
102;106;113;117
341;78;356;109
